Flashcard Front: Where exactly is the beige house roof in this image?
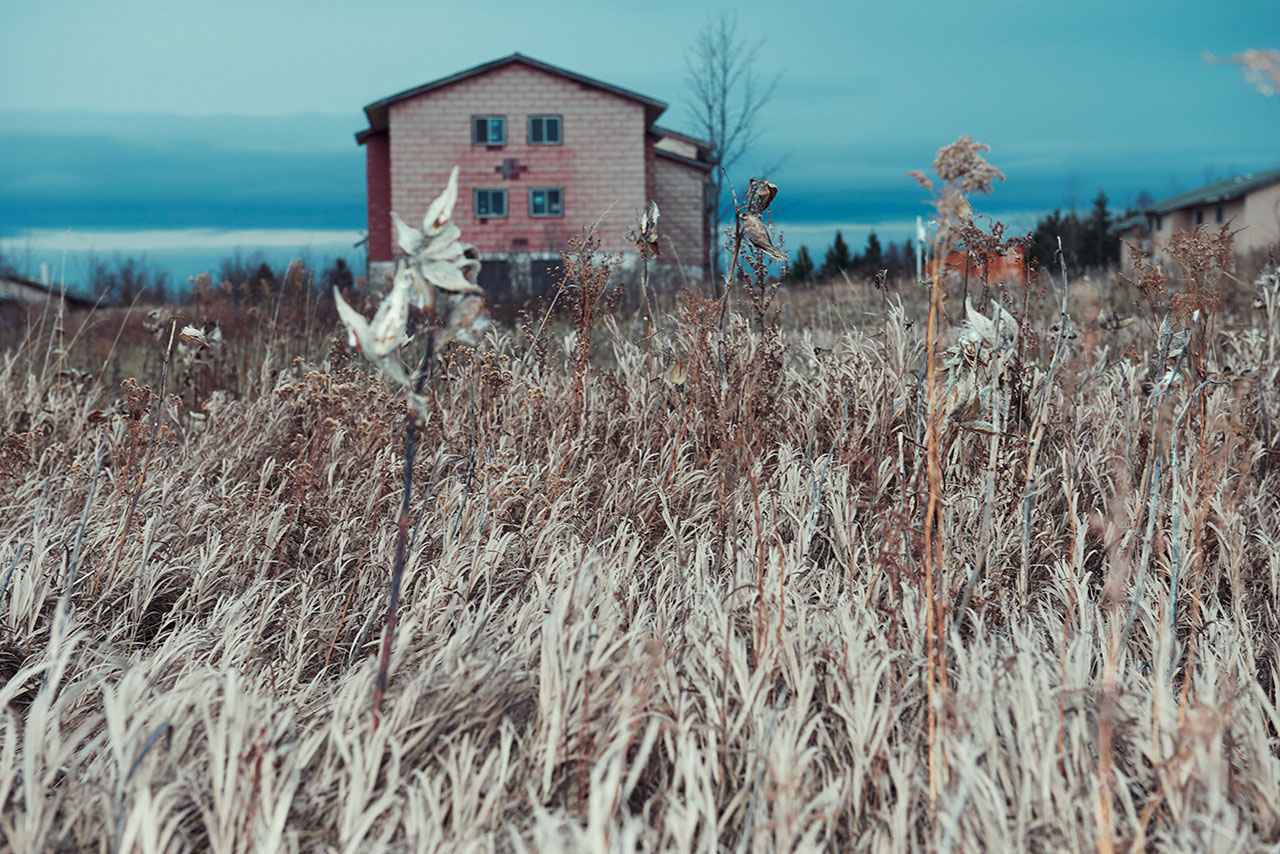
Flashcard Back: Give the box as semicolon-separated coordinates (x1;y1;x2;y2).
357;53;673;142
1148;167;1280;215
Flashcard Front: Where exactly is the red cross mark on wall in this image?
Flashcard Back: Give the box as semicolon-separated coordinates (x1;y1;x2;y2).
495;158;528;180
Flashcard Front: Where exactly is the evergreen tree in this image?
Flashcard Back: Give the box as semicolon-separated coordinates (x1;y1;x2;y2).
322;257;355;292
861;230;883;274
1031;209;1081;272
902;239;917;280
821;231;852;278
883;241;901;279
1082;191;1117;269
253;262;277;289
788;245;815;283
1033;192;1119;272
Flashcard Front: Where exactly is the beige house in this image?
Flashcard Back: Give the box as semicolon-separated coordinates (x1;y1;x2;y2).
1121;166;1280;269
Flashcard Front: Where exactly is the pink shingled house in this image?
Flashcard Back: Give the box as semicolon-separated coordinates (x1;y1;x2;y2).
356;53;712;294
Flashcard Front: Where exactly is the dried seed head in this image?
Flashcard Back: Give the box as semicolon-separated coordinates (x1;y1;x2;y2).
179;325;208;348
745;178;778;214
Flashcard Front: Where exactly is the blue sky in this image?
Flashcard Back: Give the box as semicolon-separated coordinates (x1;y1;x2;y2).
2;0;1278;284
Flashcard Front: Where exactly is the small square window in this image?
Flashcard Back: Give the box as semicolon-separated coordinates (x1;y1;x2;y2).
472;115;506;145
528;115;562;145
1215;205;1224;223
474;188;508;218
529;188;563;217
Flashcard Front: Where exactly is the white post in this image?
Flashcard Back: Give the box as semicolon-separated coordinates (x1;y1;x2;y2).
916;216;926;281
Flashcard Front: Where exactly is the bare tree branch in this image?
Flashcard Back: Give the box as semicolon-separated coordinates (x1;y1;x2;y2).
684;11;781;294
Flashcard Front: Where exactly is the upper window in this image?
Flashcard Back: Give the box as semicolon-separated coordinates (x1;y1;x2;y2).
1215;205;1224;223
1194;209;1204;225
472;115;506;145
530;188;564;217
1155;214;1163;231
528;115;562;145
474;188;508;218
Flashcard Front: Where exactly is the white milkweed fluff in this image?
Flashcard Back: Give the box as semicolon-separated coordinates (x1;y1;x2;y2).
334;166;489;383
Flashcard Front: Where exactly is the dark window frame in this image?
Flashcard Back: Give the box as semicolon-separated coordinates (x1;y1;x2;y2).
474;188;509;218
471;115;507;146
1194;209;1204;225
529;187;564;218
527;114;563;145
1215;205;1224;223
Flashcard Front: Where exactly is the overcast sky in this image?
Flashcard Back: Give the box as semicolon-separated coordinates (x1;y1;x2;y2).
2;0;1278;276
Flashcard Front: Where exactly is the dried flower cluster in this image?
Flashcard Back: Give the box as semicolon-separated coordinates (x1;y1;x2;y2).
908;135;1005;229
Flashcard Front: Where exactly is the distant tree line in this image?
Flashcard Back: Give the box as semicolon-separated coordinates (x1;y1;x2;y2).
1028;190;1127;274
83;252;359;305
786;230;918;285
787;189;1135;286
87;254;171;304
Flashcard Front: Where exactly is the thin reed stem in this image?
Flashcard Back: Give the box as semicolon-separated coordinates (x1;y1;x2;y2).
372;332;436;729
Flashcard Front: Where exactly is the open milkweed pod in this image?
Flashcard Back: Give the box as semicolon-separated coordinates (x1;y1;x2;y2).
635;201;660;258
740;212;787;262
338;165;486;382
959;296;1016;351
333;274;412;384
178;325;208;348
440;295;490;347
422;166;460;236
391;211;425;256
416;220;482;295
745;178;777;214
665;358;688;387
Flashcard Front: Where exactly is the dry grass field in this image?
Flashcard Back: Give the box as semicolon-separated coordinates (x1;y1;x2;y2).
3;159;1280;849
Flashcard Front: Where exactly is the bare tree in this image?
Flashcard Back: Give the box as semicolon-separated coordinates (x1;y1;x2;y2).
684;12;780;293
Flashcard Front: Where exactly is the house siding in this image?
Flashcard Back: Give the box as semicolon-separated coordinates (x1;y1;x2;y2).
1242;181;1280;253
364;132;392;264
385;63;649;260
647;148;709;270
1132;176;1280;271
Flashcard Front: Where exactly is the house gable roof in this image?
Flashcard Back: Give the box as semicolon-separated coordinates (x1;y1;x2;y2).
357;53;668;143
0;272;96;308
654;148;713;172
649;125;711;154
1148;166;1280;215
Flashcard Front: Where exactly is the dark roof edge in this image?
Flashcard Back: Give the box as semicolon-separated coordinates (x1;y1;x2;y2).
360;53;668;138
0;273;97;306
654;148;713;172
649;124;712;151
1148;167;1280;214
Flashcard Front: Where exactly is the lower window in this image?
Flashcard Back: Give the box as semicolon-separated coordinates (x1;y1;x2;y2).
474;189;508;218
530;188;563;217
